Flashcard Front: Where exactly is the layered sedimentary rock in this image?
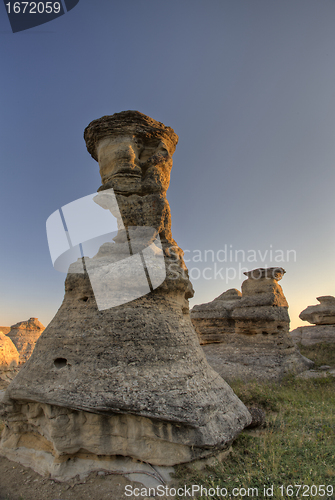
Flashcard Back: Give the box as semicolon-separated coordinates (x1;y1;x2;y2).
232;267;289;335
0;111;250;481
201;268;313;382
290;325;335;346
191;289;242;344
299;296;335;325
290;296;335;346
7;318;45;364
0;332;19;382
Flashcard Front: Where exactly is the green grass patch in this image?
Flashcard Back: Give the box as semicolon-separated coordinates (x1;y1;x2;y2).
175;375;335;500
299;343;335;367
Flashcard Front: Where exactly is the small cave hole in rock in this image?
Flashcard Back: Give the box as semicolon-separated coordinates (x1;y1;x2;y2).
54;358;67;369
262;331;269;335
81;296;89;302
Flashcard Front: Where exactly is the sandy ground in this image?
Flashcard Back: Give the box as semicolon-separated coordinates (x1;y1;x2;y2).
0;455;176;500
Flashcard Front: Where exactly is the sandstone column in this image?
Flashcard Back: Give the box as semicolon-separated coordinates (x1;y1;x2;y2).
0;111;250;480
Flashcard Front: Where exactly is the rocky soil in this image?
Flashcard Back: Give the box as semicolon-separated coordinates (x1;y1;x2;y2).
0;454;174;500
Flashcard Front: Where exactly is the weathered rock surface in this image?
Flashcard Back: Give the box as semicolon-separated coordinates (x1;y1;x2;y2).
1;111;251;481
191;289;242;344
7;318;45;364
0;332;19;382
202;335;313;383
290;325;335;346
299;296;335;325
201;268;313;382
0;327;10;335
289;296;335;346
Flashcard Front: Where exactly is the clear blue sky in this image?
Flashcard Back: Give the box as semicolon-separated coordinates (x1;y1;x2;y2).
1;0;335;329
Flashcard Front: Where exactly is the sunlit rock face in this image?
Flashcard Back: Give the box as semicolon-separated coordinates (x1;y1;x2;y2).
0;111;251;481
7;318;45;364
290;296;335;346
199;268;313;382
0;332;19;379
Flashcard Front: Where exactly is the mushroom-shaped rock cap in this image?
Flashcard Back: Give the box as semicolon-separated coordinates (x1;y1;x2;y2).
317;296;335;304
84;110;179;161
299;295;335;325
243;267;286;281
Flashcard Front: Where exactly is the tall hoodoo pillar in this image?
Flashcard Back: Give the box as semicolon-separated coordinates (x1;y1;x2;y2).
0;111;250;479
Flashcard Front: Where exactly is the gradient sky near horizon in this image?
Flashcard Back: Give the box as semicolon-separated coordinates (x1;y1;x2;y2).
1;0;335;330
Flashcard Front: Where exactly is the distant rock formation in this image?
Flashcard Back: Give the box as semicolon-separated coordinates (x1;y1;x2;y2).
290;296;335;346
299;296;335;325
0;332;19;380
0;111;251;482
232;267;290;335
199;268;313;382
7;318;45;364
191;289;242;344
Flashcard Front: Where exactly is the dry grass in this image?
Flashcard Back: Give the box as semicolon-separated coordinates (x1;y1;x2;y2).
175;347;335;499
299;342;335;367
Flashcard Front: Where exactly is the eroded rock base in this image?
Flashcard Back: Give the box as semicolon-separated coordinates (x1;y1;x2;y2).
0;446;176;488
0;399;235;482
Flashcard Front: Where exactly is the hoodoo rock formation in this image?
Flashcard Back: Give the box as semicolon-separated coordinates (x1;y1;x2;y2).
199;268;313;381
7;318;45;364
0;111;250;482
232;267;290;335
191;289;242;344
299;296;335;325
290;296;335;346
0;332;19;381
